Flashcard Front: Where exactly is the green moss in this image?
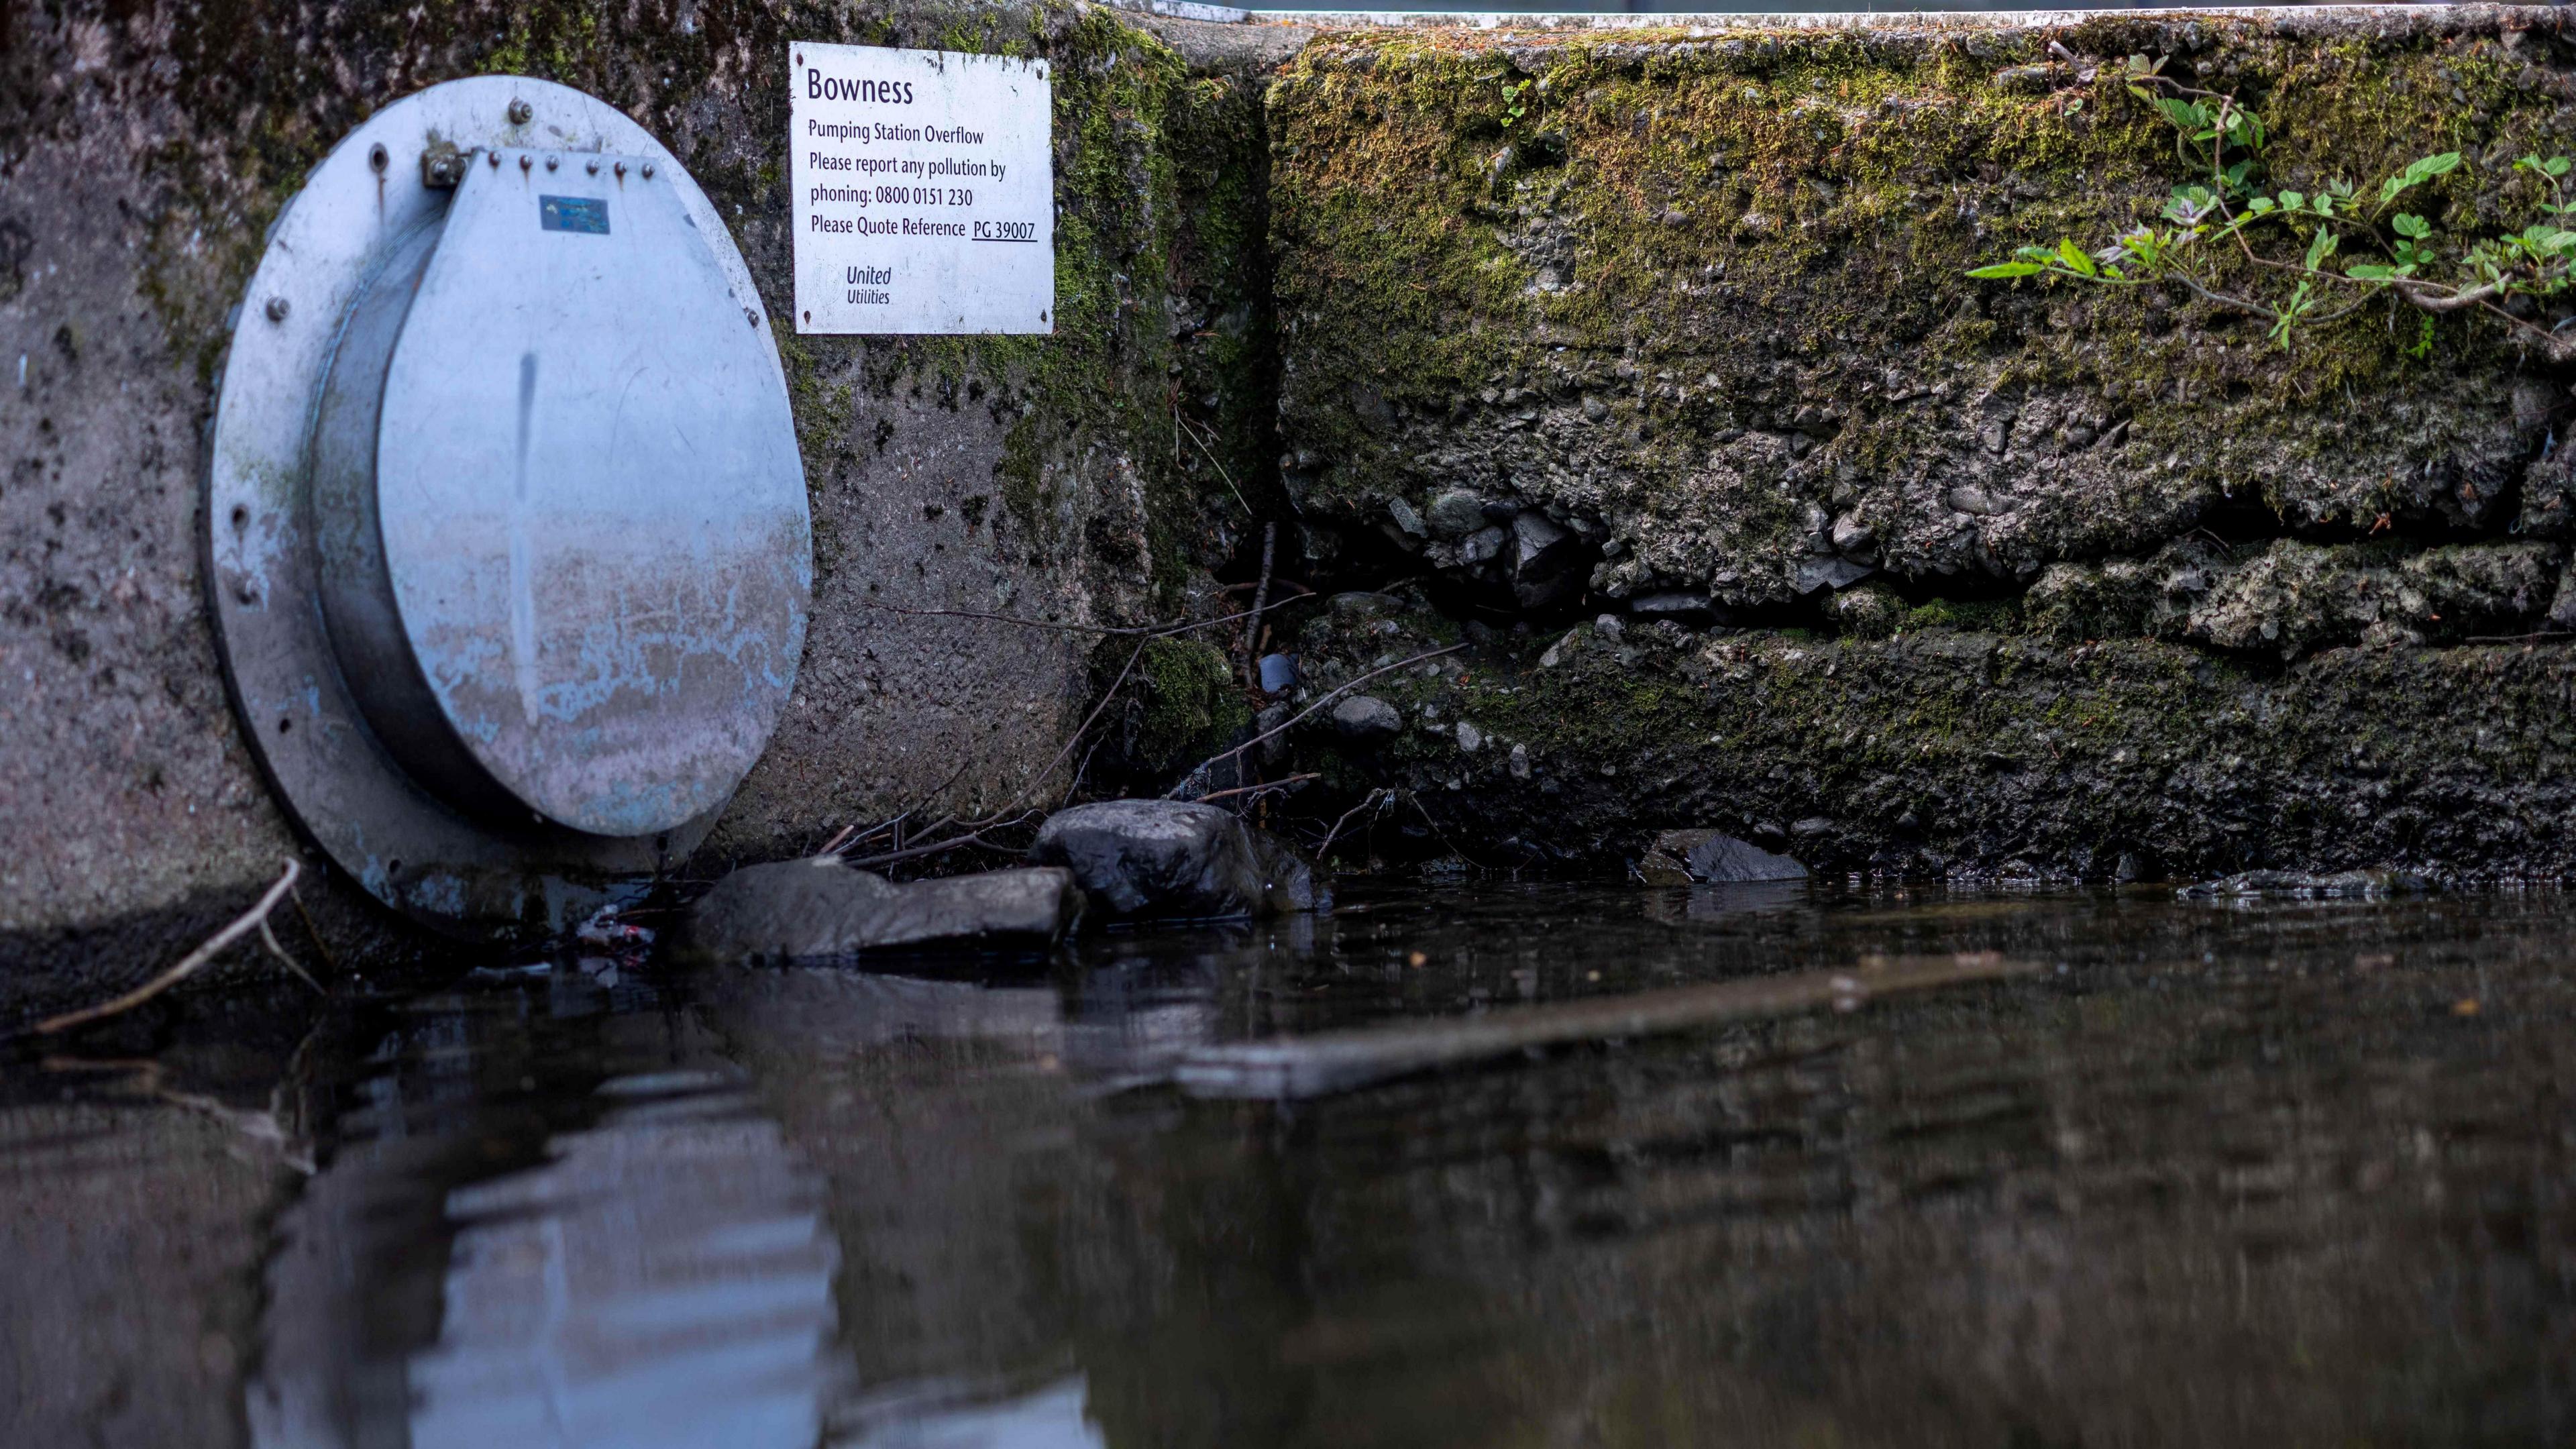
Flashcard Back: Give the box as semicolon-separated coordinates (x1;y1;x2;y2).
1348;614;2576;879
1267;18;2573;598
1124;635;1254;769
1901;596;2020;634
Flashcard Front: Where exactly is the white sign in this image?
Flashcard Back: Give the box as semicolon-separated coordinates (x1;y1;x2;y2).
788;44;1053;335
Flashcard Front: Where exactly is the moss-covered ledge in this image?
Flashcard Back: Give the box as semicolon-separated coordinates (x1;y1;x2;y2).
1276;596;2576;883
1266;6;2576;613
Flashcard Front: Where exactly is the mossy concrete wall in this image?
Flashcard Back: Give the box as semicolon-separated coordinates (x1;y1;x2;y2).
1257;6;2576;881
17;1;2576;1012
0;0;1295;1015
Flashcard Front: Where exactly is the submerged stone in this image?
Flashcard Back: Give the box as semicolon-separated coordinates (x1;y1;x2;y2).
682;861;1084;964
1029;800;1318;920
1638;830;1810;886
2178;869;2434;900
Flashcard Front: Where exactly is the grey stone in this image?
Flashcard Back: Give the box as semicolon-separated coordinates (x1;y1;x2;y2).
2553;570;2576;632
1460;525;1510;567
1629;590;1714;624
1028;799;1318;920
1509;742;1532;780
1258;653;1299;692
2168;539;2557;661
1348;380;1397;434
1254;701;1292;767
1947;484;2008;517
1795;557;1877;594
1330;694;1403;745
2514;378;2559;433
2178;868;2433;900
1830;511;1876;553
1426;488;1490;537
682;861;1084;963
1386;496;1428;538
1512;511;1586;610
1638;830;1810;885
1455;720;1486;752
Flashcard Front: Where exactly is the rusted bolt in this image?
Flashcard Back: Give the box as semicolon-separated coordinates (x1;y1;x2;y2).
586;158;600;175
544;154;559;172
488;151;502;168
368;143;389;173
519;154;533;172
506;99;532;125
614;160;627;178
419;140;470;189
641;162;655;179
264;296;291;323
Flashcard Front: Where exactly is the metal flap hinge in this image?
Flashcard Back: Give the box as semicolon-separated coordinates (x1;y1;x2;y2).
421;140;472;190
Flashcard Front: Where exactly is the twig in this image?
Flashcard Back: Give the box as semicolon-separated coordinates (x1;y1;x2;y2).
1241;521;1278;682
1218;577;1313;599
1172;952;2041;1099
881;635;1157;862
38;861;304;1034
1165;643;1468;796
841;812;1042;869
816;602;1316;853
1314;788;1391;860
256;917;323;994
287;884;339;976
1195;773;1318;804
1175;410;1255;517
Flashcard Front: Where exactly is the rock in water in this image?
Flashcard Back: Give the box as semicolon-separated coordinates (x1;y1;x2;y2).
1030;799;1318;920
682;860;1083;963
1638;829;1810;886
2178;868;2432;900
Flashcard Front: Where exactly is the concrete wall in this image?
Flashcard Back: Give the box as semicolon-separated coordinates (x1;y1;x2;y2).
17;3;2576;1012
1246;5;2576;882
0;0;1298;1014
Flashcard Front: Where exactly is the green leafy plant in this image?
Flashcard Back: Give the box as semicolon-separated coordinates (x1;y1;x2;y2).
1497;76;1530;129
1970;54;2576;359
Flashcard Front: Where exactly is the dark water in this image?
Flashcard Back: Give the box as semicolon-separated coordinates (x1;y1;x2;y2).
7;881;2575;1447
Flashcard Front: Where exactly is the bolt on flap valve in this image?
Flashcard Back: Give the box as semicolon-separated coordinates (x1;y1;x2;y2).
207;77;812;940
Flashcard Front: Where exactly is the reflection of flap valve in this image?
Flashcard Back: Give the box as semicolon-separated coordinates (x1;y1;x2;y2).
207;77;812;938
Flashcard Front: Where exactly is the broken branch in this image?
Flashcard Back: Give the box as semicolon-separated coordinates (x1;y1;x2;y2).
1172;951;2039;1099
38;860;306;1034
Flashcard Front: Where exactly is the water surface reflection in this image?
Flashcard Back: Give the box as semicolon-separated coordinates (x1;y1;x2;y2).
5;883;2574;1446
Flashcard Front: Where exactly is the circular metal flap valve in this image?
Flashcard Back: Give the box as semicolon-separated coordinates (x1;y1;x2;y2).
208;78;811;938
